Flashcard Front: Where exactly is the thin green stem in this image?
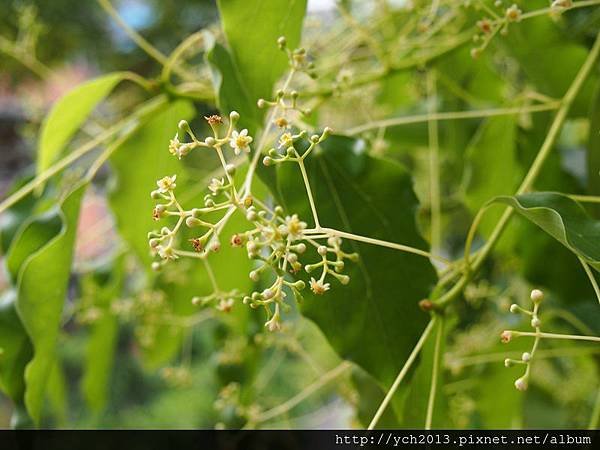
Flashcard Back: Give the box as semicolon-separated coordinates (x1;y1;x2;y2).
0;95;169;214
425;316;444;430
590;387;600;430
510;331;600;343
253;361;351;424
297;158;321;228
307;227;451;266
97;0;196;81
578;257;600;306
568;194;600;203
435;29;600;308
368;318;436;430
427;72;442;253
347;102;559;135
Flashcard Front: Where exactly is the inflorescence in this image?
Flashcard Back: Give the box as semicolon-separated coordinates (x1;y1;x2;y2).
147;37;357;331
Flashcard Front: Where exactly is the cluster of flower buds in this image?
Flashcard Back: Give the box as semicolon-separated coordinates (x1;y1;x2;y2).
501;288;545;391
262;127;332;166
112;290;172;348
148;101;357;331
470;2;523;59
161;366;192;388
191;289;243;313
277;36;317;78
149;112;256;265
231;202;358;332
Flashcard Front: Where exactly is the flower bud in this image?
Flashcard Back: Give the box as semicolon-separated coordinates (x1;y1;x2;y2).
530;289;544;303
205;136;216;146
521;352;531;362
318;246;328;256
501;330;512;343
262;288;275;300
509;304;519;313
277;36;287;49
229;111;240;122
257;98;267;108
249;270;260;282
186;217;203;227
531;317;541;328
263;156;273;166
514;377;527;391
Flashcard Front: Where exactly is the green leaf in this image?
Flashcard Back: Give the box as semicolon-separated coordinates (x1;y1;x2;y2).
276;135;437;386
81;259;124;413
503;12;597;117
37;73;126;178
205;40;261;132
217;0;307;104
0;290;33;411
491;192;600;270
46;360;68;426
13;182;86;424
588;82;600;212
464;116;522;252
108;100;195;268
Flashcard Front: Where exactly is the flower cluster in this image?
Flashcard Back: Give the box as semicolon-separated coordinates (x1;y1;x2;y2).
501;288;544;391
469;2;523;59
234;202;357;332
148;102;358;331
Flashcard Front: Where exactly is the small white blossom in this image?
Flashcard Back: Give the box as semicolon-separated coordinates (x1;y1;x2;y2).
157;175;177;193
310;277;330;295
278;132;294;149
282;214;307;239
229;129;253;155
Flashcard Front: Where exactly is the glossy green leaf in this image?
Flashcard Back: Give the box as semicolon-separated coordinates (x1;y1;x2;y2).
588;82;600;211
492;192;600;271
205;40;261;132
37;73;126;177
14;183;86;424
217;0;307;104
0;290;33;412
108;100;194;268
46;360;68;426
81;259;124;413
276;135;437;386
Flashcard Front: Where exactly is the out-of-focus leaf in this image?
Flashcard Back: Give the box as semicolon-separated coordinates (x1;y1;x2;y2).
13;183;86;424
276;134;437;386
46;360;67;426
37;73;126;178
492;193;600;271
0;174;37;255
588;82;600;213
108;100;194;268
464;116;522;252
217;0;307;112
0;290;33;420
503;11;597;117
81;258;124;413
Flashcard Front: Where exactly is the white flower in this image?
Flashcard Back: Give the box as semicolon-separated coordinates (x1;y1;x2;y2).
310;277;330;295
229;129;253;155
278;132;294;149
283;214;307;239
157;175;177;193
208;177;225;195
